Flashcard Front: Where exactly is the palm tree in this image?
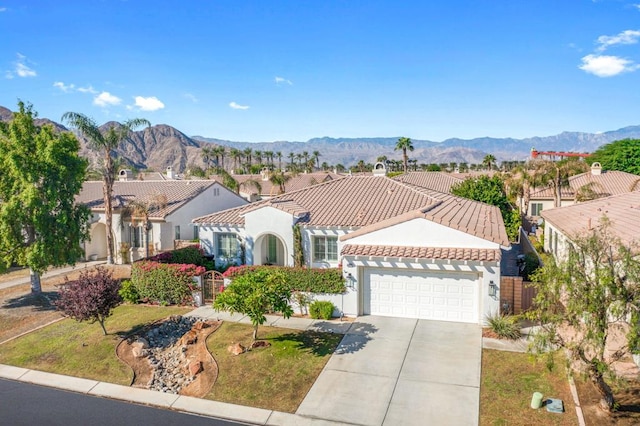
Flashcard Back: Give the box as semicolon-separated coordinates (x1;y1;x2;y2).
269;170;291;194
212;146;225;170
532;158;589;208
201;146;213;170
62;112;150;264
394;137;414;173
276;151;283;170
264;150;274;167
482;154;496;171
243;148;253;172
313;150;321;170
254;150;262;166
287;152;295;169
230;148;242;173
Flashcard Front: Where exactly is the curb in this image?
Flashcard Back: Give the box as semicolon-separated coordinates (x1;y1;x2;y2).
567;375;586;426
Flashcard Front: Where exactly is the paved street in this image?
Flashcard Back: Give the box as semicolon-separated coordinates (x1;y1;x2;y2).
0;378;248;426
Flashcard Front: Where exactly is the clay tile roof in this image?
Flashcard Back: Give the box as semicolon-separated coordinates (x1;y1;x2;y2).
393;172;464;194
341;244;502;262
77;180;215;219
530;170;640;200
193;175;509;245
211;171;343;197
541;191;640;247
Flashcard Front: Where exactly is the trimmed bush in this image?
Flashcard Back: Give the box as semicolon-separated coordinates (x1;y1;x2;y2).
146;245;208;268
485;313;522;340
118;279;139;303
131;261;205;305
223;265;346;294
309;300;335;320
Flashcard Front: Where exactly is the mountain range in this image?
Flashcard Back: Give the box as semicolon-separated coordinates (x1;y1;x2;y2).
2;105;639;173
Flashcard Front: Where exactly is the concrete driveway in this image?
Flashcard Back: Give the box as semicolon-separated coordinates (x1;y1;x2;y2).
297;316;482;426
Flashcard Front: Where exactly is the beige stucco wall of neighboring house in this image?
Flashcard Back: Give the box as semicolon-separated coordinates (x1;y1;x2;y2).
528;198;575;216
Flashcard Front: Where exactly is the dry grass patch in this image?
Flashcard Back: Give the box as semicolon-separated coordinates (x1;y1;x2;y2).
206;322;342;413
0;304;190;385
480;349;577;426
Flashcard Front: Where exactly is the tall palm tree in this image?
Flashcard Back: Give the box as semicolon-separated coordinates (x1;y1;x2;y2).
201;146;213;170
483;154;497;171
243;148;253;173
276;151;283;170
264;150;274;167
212;146;225;170
269;170;291;194
62;112;150;264
254;150;262;166
229;148;241;173
313;150;321;170
532;158;589;208
394;137;414;173
287;152;295;169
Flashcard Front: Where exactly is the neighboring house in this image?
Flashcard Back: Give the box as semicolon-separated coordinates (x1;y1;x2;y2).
541;191;640;261
527;163;640;217
77;178;247;264
211;170;343;201
194;165;510;324
392;171;465;193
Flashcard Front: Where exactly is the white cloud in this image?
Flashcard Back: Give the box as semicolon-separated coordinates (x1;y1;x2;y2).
184;93;198;103
93;91;122;107
229;101;249;110
53;81;75;92
0;7;7;12
77;85;97;94
134;96;165;111
8;53;37;78
596;29;640;51
579;54;640;77
275;76;293;85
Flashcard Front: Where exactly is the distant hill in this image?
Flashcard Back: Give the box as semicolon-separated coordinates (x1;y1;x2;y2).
2;105;640;172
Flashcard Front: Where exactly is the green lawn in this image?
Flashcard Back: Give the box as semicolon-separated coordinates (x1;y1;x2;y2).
480;349;577;426
0;305;190;385
206;322;343;413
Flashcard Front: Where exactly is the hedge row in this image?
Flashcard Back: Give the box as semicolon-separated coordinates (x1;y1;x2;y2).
223;265;346;294
131;261;205;305
147;245;211;268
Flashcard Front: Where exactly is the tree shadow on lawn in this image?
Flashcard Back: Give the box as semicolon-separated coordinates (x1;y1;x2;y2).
268;330;344;357
2;291;59;311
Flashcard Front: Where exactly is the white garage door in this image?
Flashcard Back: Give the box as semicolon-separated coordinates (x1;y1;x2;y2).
363;268;479;323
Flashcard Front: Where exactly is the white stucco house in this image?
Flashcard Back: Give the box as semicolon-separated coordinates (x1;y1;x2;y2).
541;191;640;261
77;178;247;264
194;166;510;324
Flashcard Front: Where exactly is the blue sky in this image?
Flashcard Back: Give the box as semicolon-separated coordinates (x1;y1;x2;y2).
1;1;640;142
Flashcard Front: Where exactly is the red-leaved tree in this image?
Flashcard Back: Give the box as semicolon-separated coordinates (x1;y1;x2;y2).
55;267;122;335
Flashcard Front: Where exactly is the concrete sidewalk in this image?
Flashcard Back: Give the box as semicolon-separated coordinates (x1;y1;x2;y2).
0;260;107;291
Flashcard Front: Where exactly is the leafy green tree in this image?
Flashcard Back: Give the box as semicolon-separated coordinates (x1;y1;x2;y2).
55;266;122;335
527;218;640;412
62;112;150;264
589;138;640;175
0;102;90;294
395;136;414;173
214;269;293;341
482;154;496;171
451;175;520;240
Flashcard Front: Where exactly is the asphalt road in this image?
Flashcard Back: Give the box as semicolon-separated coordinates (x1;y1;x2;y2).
0;378;249;426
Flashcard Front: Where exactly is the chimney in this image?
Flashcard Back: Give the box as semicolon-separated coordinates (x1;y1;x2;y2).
372;161;387;177
591;162;602;176
118;169;133;181
166;166;174;179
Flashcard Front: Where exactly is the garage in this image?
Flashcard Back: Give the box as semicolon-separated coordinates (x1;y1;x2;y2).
363;268;479;323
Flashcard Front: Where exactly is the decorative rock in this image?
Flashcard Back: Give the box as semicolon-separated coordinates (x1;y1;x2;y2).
193;321;209;331
227;342;246;355
251;340;271;349
188;360;203;376
179;330;197;346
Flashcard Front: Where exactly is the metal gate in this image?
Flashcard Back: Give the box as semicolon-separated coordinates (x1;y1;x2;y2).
202;271;225;303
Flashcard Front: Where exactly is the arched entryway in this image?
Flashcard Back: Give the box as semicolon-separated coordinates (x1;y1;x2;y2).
253;233;287;266
85;222;108;261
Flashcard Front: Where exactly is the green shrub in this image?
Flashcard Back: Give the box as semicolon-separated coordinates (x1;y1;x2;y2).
223;266;346;294
309;300;335;320
118;279;139;303
485;313;522;340
521;253;540;280
170;245;207;266
131;261;205;305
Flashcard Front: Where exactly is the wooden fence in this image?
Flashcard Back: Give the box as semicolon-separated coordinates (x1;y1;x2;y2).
500;276;537;315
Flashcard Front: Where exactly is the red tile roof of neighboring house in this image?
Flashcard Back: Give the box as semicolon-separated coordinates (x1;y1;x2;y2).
341;244;501;262
530;170;640;200
77;180;216;219
541;191;640;247
194;175;510;246
393;172;464;194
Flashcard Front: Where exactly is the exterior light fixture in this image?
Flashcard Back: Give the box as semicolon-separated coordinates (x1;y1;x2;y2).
489;280;498;298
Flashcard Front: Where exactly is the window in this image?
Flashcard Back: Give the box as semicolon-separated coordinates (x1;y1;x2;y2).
213;188;220;196
531;203;543;216
313;236;338;262
127;224;143;248
217;233;239;258
267;235;277;263
193;225;199;240
174;225;180;240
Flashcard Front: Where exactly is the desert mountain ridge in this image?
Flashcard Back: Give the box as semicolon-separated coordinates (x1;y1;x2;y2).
2;105;640;173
